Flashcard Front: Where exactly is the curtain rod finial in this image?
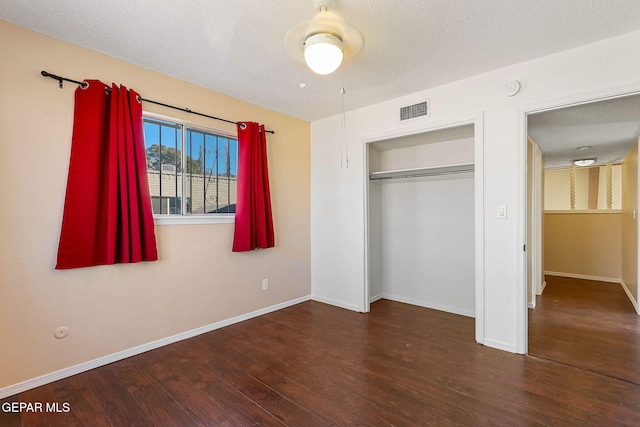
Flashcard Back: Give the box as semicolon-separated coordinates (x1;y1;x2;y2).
41;71;63;88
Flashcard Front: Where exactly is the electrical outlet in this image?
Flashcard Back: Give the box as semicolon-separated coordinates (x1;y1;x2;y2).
261;278;269;291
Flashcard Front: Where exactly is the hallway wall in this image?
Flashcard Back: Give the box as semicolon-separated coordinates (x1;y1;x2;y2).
622;141;639;311
544;212;621;281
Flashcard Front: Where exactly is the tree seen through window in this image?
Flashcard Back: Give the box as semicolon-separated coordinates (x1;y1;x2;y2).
143;117;237;215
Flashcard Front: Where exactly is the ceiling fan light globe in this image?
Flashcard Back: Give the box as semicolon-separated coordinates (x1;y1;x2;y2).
304;33;344;75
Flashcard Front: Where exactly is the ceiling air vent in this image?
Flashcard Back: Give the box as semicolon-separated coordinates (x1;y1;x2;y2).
400;100;429;121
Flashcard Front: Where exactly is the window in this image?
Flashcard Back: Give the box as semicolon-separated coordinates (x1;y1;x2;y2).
143;115;238;224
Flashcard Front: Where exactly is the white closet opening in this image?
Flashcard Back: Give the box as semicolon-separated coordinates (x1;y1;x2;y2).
366;124;476;319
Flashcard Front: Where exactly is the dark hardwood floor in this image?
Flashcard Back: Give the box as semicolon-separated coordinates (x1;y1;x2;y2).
3;298;640;426
529;275;640;385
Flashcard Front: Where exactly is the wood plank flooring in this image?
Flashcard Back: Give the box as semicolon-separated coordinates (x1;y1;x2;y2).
529;275;640;385
3;298;640;426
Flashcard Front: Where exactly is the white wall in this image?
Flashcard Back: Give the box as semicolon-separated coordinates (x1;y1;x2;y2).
311;29;640;353
378;137;474;171
368;136;475;316
380;175;475;316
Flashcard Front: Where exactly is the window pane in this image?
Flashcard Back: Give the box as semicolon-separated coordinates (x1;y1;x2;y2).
185;130;204;213
144;117;237;216
186;128;237;214
144;118;183;214
218;137;238;214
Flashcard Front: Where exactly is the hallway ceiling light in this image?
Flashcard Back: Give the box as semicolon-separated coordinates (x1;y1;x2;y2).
573;158;596;166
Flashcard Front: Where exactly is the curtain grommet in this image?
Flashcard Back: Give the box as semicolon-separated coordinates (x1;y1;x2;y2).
239;123;247;130
80;81;89;90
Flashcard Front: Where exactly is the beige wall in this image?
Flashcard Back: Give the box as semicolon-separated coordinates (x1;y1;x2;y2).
0;21;310;390
622;141;638;309
544;212;621;280
545;165;622;210
544;169;572;210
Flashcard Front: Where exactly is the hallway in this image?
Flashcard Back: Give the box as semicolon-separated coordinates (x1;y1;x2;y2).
529;275;640;384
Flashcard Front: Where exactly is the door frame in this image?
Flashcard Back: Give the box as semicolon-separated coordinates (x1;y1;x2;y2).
362;112;486;344
516;82;640;354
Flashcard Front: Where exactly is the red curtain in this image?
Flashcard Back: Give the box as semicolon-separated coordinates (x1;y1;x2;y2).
232;122;275;252
56;80;158;269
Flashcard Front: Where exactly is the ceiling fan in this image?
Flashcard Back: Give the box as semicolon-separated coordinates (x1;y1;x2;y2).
284;0;364;76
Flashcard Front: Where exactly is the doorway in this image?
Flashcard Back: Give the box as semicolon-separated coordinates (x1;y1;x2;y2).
524;92;640;383
362;113;485;344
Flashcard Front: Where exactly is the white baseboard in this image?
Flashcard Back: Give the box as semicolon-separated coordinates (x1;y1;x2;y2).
620;280;640;315
369;293;383;303
483;338;518;353
0;295;312;400
382;293;475;318
311;295;361;312
544;271;620;283
529;281;546;307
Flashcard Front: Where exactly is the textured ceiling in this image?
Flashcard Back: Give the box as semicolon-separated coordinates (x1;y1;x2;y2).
2;0;640;123
528;95;640;168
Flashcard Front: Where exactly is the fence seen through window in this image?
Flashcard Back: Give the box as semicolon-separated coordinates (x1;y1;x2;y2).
143;117;238;215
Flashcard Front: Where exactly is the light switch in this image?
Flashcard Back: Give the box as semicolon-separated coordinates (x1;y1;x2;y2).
497;205;507;219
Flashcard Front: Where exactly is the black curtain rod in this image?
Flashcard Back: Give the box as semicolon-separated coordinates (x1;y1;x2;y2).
41;71;275;134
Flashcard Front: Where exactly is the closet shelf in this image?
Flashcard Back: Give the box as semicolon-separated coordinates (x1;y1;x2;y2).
369;163;474;181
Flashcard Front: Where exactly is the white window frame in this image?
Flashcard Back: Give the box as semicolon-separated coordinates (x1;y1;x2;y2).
143;112;238;225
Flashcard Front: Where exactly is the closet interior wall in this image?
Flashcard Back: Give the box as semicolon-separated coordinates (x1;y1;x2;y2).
368;126;476;317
